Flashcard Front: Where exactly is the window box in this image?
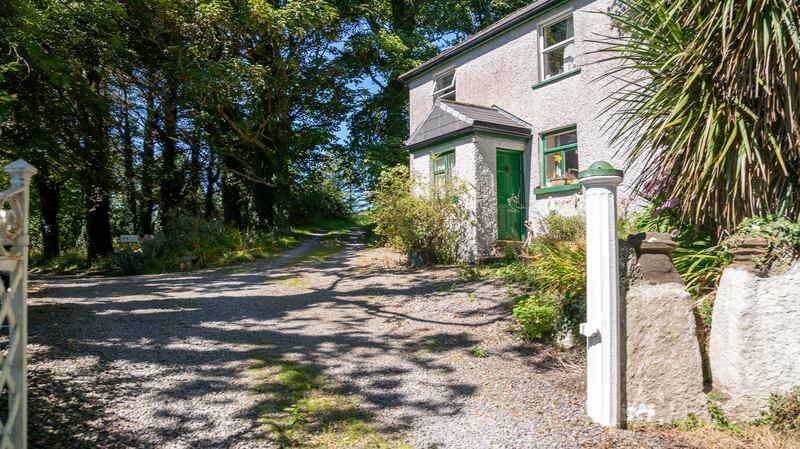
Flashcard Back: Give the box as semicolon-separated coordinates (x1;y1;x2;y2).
534;184;581;195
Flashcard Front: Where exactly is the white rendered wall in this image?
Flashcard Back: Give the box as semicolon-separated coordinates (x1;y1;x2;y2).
409;136;481;261
473;135;529;256
407;0;640;233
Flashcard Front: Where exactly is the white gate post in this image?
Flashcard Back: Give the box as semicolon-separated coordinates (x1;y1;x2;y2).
4;160;36;449
578;161;623;428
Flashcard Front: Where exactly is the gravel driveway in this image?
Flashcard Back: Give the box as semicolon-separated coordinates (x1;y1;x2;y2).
27;230;694;449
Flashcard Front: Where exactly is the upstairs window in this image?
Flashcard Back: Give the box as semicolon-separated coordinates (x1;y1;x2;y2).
541;128;579;187
432;71;456;101
540;14;576;80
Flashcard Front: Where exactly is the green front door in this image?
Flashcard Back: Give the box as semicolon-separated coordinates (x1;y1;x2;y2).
496;150;524;241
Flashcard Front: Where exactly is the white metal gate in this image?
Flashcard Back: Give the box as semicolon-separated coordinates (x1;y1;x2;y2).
0;160;36;449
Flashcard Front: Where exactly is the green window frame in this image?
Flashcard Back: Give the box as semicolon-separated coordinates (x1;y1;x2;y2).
539;127;579;189
431;150;455;186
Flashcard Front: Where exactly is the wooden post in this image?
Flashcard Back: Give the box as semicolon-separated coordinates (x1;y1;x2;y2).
578;161;623;428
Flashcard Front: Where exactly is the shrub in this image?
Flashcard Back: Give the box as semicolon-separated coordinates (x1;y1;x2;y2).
540;211;585;241
100;215;300;275
753;387;800;432
368;165;471;265
491;212;590;342
731;216;800;270
288;172;353;225
512;293;559;341
30;248;91;274
529;240;586;300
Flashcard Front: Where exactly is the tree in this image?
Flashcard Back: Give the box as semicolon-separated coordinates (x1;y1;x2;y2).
344;0;530;187
599;0;800;230
186;0;356;231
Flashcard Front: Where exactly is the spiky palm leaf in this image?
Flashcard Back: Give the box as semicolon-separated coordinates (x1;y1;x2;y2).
597;0;800;231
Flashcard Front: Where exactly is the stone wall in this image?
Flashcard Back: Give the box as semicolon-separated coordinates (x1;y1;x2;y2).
709;261;800;421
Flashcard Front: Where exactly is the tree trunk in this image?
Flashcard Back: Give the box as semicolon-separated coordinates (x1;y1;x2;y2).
35;175;60;260
79;78;113;260
250;148;275;231
220;151;247;228
140;85;156;235
186;113;203;214
159;76;182;225
122;89;139;234
85;175;114;260
204;149;218;220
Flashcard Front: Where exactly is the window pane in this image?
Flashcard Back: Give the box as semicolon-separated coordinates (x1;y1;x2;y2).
438;90;456;101
447;153;456;172
543;41;575;79
545;130;577;149
434;156;446;173
564;148;579;180
543;16;574;48
435;72;455;91
545;152;563;181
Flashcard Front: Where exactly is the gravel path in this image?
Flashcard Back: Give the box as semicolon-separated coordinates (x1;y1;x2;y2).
28;230;695;449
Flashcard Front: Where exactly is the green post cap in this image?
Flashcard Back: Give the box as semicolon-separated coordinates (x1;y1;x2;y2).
578;160;623;179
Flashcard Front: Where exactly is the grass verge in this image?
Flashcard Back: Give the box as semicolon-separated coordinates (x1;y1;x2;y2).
249;358;412;449
290;230;351;265
31;216;362;276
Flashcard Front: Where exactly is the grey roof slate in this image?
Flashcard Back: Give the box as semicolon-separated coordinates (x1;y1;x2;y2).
399;0;558;82
406;100;531;149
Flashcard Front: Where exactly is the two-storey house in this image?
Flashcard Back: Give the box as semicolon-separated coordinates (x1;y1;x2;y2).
399;0;638;262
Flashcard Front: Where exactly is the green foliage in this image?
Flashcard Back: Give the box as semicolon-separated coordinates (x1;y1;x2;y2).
635;204;732;301
250;358;412;449
31;215;334;275
472;347;487;358
752;387;800;432
512;293;559;341
732;216;800;269
528;240;586;300
599;0;800;229
103;216;302;275
490;212;589;341
288;171;354;225
707;396;740;433
30;249;91;275
491;262;539;289
736;216;800;249
344;0;532;188
368;165;471;265
540;212;585;241
672;413;701;432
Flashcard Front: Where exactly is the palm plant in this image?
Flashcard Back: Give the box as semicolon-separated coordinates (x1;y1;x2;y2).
597;0;800;231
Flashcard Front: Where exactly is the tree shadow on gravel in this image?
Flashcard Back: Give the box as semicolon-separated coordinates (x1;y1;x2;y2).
24;232;593;448
29;365;148;449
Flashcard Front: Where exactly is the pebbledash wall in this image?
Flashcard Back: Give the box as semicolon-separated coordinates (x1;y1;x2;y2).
407;0;641;258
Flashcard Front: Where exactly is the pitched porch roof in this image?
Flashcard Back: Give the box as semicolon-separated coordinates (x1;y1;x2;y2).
406;100;531;151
